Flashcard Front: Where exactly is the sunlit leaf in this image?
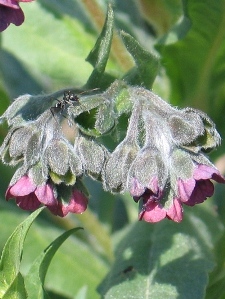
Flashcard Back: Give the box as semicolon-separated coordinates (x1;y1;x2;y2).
121;31;159;89
25;227;82;298
156;0;225;114
86;3;114;88
0;208;44;296
2;273;27;299
99;203;224;299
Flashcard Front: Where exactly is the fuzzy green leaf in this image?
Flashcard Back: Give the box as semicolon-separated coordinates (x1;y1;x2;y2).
121;31;159;89
99;203;223;299
86;4;114;88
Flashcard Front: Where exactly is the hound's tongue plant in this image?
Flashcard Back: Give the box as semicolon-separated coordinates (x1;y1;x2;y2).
0;1;225;298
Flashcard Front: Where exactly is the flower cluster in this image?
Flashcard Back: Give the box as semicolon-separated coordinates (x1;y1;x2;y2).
0;83;224;222
0;92;108;216
103;87;225;222
0;0;33;32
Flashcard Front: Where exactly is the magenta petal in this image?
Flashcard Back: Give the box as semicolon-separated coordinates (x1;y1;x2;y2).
47;202;63;216
68;190;88;213
35;184;57;206
178;178;196;203
194;164;225;183
0;6;24;31
6;6;24;25
6;175;36;199
139;201;167;223
48;190;88;217
48;201;72;217
0;0;20;9
56;204;69;217
166;198;183;222
16;193;41;210
185;180;214;206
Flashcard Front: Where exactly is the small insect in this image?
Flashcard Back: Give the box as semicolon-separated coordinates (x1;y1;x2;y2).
50;91;79;117
62;90;80;107
50;88;99;117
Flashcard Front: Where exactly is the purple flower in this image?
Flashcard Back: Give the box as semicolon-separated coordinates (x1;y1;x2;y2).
0;0;33;32
6;175;57;210
136;179;183;223
48;189;88;217
136;163;225;223
178;164;225;206
139;195;183;223
6;175;88;217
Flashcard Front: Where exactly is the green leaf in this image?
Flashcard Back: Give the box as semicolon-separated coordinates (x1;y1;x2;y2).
121;31;159;89
155;0;225;157
99;203;224;299
114;87;132;115
86;3;114;89
25;227;83;298
0;207;109;299
2;273;27;299
156;0;225;115
0;208;44;296
74;286;88;299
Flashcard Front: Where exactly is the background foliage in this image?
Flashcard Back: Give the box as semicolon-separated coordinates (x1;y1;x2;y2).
0;0;225;298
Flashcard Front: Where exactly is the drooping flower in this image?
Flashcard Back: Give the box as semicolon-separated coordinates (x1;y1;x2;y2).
0;93;92;217
6;174;88;217
48;189;88;217
135;150;225;223
0;0;33;32
139;196;183;223
124;88;225;223
6;175;57;210
178;164;225;206
127;146;168;198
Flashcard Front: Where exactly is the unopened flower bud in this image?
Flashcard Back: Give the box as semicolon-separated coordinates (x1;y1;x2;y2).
128;146;167;197
43;138;83;185
44;139;70;175
181;108;221;152
103;102;141;192
168;112;205;146
103;138;139;192
75;136;108;179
